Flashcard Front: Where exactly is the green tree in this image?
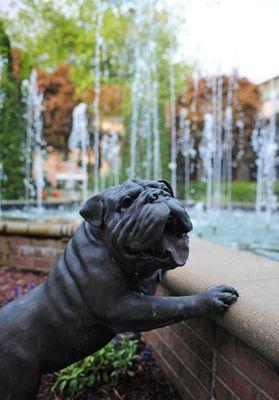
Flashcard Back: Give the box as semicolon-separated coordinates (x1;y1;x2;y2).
1;1;191;182
0;22;26;199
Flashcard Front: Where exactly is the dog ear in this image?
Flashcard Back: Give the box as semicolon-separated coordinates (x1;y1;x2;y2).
158;179;174;197
79;194;103;227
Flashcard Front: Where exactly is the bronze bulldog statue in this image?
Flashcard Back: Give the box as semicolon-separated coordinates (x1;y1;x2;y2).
0;179;238;399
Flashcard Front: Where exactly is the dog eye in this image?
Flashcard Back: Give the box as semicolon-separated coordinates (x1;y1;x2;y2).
121;196;133;209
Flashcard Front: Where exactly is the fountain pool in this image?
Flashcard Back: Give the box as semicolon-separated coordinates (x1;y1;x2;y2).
191;207;279;262
0;206;81;223
1;204;279;263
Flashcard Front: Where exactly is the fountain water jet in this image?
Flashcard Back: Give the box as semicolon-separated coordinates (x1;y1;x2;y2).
252;80;278;222
92;0;104;194
152;62;161;180
129;1;161;181
222;75;235;209
178;107;196;203
101;132;121;189
199;113;214;210
25;70;45;212
169;63;177;196
68;103;89;203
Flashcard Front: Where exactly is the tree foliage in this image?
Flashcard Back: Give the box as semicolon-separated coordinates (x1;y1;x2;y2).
175;75;260;180
37;64;77;150
0;22;26;199
0;0;191;186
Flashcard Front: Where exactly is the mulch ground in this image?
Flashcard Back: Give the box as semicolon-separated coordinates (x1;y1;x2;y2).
0;266;181;400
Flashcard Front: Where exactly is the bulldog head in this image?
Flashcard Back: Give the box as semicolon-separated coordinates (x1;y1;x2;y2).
80;179;193;275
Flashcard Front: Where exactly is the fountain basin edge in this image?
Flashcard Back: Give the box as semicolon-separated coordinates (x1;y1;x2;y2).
162;236;279;368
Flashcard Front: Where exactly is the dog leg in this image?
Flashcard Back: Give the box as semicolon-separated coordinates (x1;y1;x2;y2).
104;284;238;332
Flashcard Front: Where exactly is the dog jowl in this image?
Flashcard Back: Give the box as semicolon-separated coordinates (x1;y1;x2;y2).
0;179;238;400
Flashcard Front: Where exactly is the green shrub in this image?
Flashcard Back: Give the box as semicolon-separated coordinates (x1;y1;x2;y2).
177;181;262;204
231;181;256;204
0;21;26;200
177;181;206;201
54;334;139;397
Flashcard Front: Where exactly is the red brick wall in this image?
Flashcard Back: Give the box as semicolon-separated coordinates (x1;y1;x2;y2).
143;287;279;400
0;235;68;272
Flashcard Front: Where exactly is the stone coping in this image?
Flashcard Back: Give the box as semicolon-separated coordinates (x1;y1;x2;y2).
0;221;78;238
162;236;279;368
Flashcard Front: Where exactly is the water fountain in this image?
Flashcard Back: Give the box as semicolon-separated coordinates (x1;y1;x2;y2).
0;2;278;263
212;76;223;212
92;0;104;194
23;77;35;206
222;76;234;209
169;63;177;196
252;80;278;222
24;69;45;212
178;107;196;203
129;0;162;181
108;131;121;186
152;62;161;180
198;76;236;211
68;103;89;203
198;77;224;212
199;113;214;210
191;72;199;113
100;131;121;189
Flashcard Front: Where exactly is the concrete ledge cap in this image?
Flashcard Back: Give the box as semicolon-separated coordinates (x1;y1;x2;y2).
0;221;78;238
162;236;279;367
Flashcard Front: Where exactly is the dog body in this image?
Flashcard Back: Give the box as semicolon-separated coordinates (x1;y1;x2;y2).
0;180;238;399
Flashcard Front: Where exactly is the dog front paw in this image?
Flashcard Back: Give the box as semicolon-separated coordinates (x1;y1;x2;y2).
197;284;239;315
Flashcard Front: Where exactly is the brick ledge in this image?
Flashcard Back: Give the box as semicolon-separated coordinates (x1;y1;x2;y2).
162;236;279;368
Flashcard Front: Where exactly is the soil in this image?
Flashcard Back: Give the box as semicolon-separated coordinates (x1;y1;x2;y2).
0;267;181;400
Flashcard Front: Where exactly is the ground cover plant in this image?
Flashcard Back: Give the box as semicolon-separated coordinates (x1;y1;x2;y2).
54;334;140;396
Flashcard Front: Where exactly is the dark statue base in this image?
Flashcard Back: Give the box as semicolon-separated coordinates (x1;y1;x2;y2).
0;179;238;399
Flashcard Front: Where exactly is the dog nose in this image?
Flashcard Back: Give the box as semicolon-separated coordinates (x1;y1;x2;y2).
147;189;169;203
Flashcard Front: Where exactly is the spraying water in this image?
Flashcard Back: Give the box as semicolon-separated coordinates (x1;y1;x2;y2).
252;80;278;222
178;107;196;203
129;0;161;180
152;61;161;179
26;70;45;211
100;131;121;189
199;77;224;211
68;103;89;203
191;72;199;112
109;131;121;186
199;113;215;210
23;77;34;206
92;0;104;193
222;75;235;208
169;63;177;196
212;76;223;211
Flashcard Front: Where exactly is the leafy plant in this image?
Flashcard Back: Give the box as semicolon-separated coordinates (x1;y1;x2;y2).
54;333;139;397
0;21;26;199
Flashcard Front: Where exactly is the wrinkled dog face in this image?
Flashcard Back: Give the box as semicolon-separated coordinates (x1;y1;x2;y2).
80;179;193;275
